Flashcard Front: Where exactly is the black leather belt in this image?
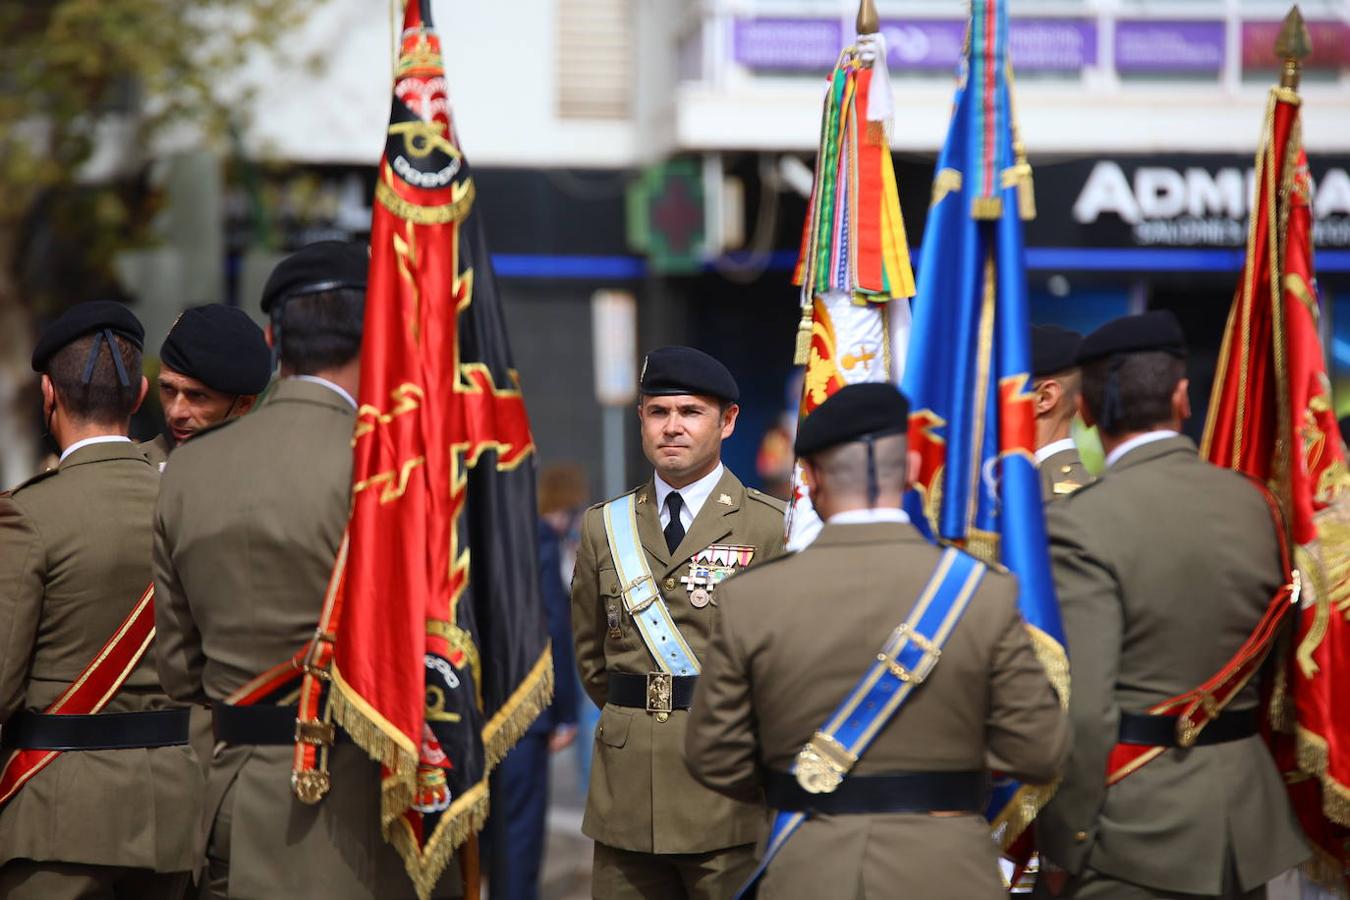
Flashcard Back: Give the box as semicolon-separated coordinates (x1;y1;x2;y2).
1117;707;1258;748
1;708;190;750
764;769;988;816
607;672;698;713
213;704;344;746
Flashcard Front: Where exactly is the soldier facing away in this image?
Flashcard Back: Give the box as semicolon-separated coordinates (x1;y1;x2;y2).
0;301;202;899
1033;311;1308;899
571;345;787;899
684;381;1069;900
152;242;459;900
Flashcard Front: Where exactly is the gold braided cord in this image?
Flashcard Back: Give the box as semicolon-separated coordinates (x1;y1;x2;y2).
1268;103;1299;538
1199;298;1240;460
1229;92;1277;465
966;255;997;535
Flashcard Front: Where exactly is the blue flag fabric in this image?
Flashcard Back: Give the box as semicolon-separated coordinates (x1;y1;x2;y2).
899;0;1068;850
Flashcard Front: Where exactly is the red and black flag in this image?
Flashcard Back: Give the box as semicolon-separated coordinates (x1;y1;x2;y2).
1201;9;1350;893
300;3;552;896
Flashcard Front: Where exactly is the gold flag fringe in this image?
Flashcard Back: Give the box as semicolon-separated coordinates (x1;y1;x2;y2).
484;647;555;769
993;625;1071;849
1296;725;1350;827
329;647;554;899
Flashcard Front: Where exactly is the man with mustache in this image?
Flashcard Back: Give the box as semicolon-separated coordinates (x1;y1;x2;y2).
571;345;787;899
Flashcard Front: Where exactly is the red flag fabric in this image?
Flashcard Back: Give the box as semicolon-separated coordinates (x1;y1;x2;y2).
324;3;552;896
1202;80;1350;892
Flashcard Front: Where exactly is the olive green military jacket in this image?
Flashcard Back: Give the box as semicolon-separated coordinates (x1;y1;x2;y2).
0;441;202;873
686;521;1069;900
1038;444;1090;503
139;434;171;471
153;379;459;900
1036;435;1307;894
571;468;786;854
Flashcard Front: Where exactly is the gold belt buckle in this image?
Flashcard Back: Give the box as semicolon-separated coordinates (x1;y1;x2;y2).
295;720;336;747
794;731;857;794
645;672;673;721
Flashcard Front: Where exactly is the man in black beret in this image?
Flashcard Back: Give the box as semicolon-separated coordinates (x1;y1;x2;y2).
686;382;1068;899
1033;311;1307;899
154;242;459;898
0;301;202;898
571;345;787;898
142;304;272;468
1031;325;1090;502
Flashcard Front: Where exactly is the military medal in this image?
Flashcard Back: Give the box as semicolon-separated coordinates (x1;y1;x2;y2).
679;544;756;608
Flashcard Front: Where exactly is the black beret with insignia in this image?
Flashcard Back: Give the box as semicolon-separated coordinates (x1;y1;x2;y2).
794;382;910;457
1031;325;1083;377
260;240;369;315
32;300;144;373
1077;311;1187;365
639;346;739;403
161;304;272;395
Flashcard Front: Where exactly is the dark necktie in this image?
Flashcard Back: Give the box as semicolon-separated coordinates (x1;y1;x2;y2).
664;492;686;554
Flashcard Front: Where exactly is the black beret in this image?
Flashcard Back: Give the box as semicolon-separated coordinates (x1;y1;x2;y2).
639;346;739;403
794;382;910;457
1077;311;1187;365
1031;325;1083;377
32;300;144;372
161;304;272;395
260;240;368;314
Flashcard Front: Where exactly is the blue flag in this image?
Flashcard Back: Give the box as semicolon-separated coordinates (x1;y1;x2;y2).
900;0;1068;853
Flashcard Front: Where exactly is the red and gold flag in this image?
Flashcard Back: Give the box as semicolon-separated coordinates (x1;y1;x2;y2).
1201;10;1350;890
315;3;552;896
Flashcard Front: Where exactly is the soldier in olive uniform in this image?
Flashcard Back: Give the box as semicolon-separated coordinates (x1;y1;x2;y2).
141;304;272;469
686;382;1069;900
153;243;459;900
0;302;202;899
1033;312;1307;899
571;346;787;899
1031;325;1090;502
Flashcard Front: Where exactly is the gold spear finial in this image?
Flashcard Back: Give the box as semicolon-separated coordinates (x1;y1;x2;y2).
1275;5;1312;89
857;0;879;36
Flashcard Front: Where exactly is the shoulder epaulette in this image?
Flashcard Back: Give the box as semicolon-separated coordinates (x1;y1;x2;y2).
586;483;644;513
4;465;60;496
745;487;788;514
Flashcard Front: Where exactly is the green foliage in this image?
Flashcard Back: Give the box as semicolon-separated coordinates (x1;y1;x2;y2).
0;0;320;308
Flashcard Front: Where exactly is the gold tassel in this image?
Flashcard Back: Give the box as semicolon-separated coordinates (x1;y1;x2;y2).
793;303;814;366
971;196;1003;220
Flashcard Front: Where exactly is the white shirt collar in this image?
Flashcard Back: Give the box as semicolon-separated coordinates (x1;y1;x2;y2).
291;375;357;410
654;463;725;531
1106;430;1179;468
1035;437;1079;466
827;508;911;525
59;434;131;463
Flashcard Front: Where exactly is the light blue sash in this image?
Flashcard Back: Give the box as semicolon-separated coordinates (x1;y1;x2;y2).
602;493;700;676
736;548;986;898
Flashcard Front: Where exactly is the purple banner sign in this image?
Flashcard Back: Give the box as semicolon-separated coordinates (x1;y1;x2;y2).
883;18;1097;71
734;18;1097;73
732;18;842;71
1115;21;1226;72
